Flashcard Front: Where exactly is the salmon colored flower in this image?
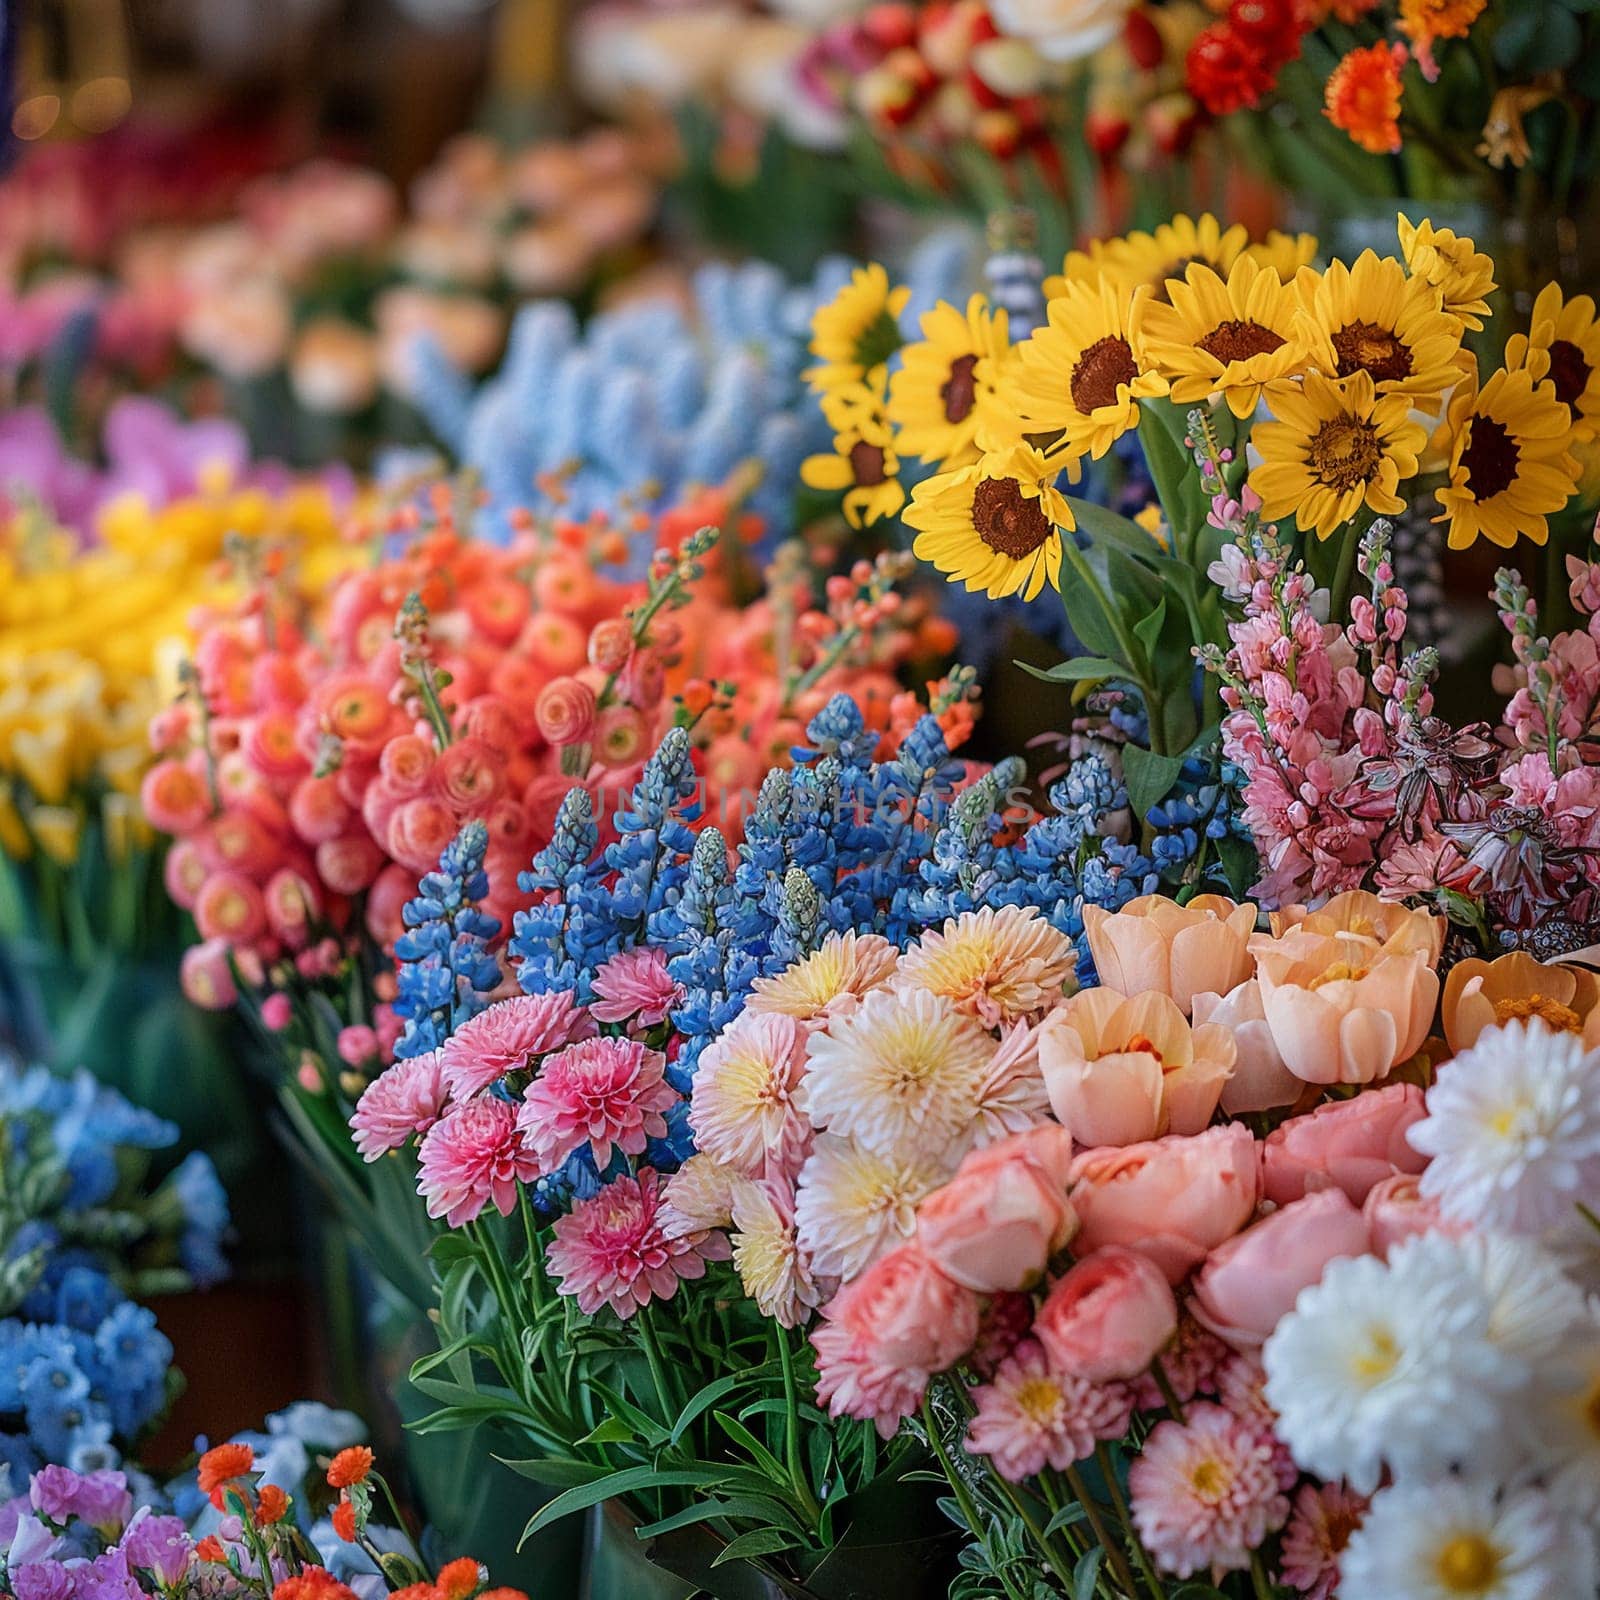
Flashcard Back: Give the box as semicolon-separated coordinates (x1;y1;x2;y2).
327;1445;374;1489
1324;41;1406;156
1267;891;1443;964
1440;950;1600;1054
1083;894;1257;1017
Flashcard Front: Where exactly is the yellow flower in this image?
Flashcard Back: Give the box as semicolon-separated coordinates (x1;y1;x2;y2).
999;278;1168;464
1397;215;1496;331
806;264;910;396
1433;365;1578;549
1504;282;1600;442
886;294;1011;468
29;806;82;868
1251;370;1427;540
904;441;1074;602
1245;231;1320;283
1131;255;1308;418
1048;212;1249;301
1297;249;1464;408
800;383;906;529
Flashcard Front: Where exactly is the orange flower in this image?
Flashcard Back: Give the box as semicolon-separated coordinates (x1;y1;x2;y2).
437;1558;485;1600
1324;41;1406;155
1398;0;1487;80
326;1445;375;1489
390;1588;440;1600
274;1571;359;1600
196;1536;228;1564
197;1442;255;1509
332;1497;359;1544
255;1484;290;1527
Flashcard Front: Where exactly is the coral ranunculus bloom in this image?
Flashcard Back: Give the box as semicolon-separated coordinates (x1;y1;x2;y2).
1440;950;1600;1054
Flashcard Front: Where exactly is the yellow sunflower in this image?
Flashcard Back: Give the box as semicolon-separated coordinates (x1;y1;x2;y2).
1504;282;1600;443
1046;212;1249;301
1433;366;1579;549
999;278;1168;463
1131;255;1308;418
904;442;1074;602
1251;370;1427;540
1396;215;1496;331
1296;249;1464;408
801;383;906;529
1245;230;1320;283
886;294;1011;469
807;264;911;396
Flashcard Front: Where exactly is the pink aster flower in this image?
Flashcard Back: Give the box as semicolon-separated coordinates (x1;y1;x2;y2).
1129;1402;1292;1578
589;946;683;1027
437;991;596;1099
349;1051;448;1161
1278;1480;1366;1600
965;1339;1134;1481
516;1036;677;1170
546;1169;729;1319
416;1098;540;1226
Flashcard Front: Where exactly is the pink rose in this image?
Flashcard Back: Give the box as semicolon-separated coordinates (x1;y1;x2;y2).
838;1244;980;1373
1033;1247;1178;1381
917;1143;1078;1293
1191;1189;1370;1349
1363;1171;1461;1257
1262;1083;1427;1206
1069;1124;1261;1283
961;1121;1076;1191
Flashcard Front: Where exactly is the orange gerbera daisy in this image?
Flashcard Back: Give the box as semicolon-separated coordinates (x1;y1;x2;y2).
327;1444;375;1488
437;1558;486;1600
1325;41;1406;155
198;1442;256;1508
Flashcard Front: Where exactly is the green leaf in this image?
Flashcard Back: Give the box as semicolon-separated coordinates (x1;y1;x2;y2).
710;1527;799;1566
1494;3;1581;71
1123;744;1186;821
1072;1545;1105;1600
518;1467;731;1546
669;1364;780;1446
1131;596;1168;661
1063;497;1162;561
1043;1503;1088;1537
577;1416;637;1446
635;1494;805;1541
1215;833;1260;900
1015;655;1122;684
493;1455;610;1489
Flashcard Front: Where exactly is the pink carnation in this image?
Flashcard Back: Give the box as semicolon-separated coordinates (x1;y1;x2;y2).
516;1036;678;1170
965;1339;1134;1481
416;1098;540;1225
438;991;596;1099
350;1050;448;1161
1129;1402;1291;1578
589;946;683;1027
1278;1480;1366;1600
546;1169;728;1318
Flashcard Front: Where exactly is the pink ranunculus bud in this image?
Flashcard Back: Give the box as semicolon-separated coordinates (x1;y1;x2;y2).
1033;1246;1179;1382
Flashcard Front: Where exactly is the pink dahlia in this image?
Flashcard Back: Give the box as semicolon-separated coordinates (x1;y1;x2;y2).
589;946;683;1027
1129;1402;1292;1578
349;1051;448;1161
546;1169;728;1319
965;1339;1133;1481
416;1098;541;1226
516;1036;678;1170
1214;1353;1297;1490
811;1313;928;1442
438;991;596;1099
1278;1481;1366;1600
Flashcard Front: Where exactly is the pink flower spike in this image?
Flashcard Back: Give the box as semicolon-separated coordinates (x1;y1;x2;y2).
416;1098;541;1225
546;1170;727;1319
589;946;683;1028
516;1036;678;1171
438;991;596;1099
350;1051;448;1161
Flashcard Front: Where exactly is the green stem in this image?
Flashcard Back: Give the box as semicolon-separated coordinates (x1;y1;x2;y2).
637;1304;682;1424
1062;1463;1144;1600
1327;524;1361;625
988;1467;1080;1595
1577;1200;1600;1238
1250;1551;1276;1600
1149;1358;1188;1425
920;1396;1028;1600
777;1329;823;1528
1097;1444;1166;1600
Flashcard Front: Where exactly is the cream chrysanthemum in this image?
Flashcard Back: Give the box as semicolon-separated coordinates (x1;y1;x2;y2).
746;930;900;1024
688;1009;810;1179
730;1178;826;1329
794;1132;950;1281
897;904;1078;1026
659;1151;746;1238
798;985;995;1159
974;1023;1052;1140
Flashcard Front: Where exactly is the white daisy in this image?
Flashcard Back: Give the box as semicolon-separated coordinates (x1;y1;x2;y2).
1410;1020;1600;1236
1340;1480;1591;1600
797;985;994;1161
1529;1303;1600;1519
1463;1232;1589;1368
1262;1242;1524;1492
793;1132;951;1281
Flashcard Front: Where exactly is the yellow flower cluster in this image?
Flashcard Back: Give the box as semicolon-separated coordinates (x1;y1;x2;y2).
0;482;351;866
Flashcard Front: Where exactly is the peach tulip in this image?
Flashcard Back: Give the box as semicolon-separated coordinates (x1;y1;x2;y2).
1082;894;1257;1015
1440;949;1600;1054
1268;890;1443;964
1192;980;1303;1113
1038;988;1235;1147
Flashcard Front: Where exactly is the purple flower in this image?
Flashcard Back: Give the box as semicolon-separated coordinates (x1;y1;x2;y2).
27;1466;129;1532
73;1547;143;1600
119;1511;193;1586
11;1558;74;1600
28;1464;85;1525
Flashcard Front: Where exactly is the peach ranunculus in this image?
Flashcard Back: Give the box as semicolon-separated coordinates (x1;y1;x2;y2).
1033;1246;1178;1382
1268;890;1444;964
1191;980;1303;1114
1251;926;1438;1086
1362;1171;1462;1257
843;1243;980;1373
1037;988;1235;1147
1068;1123;1260;1283
1261;1082;1427;1206
916;1137;1078;1294
1082;894;1257;1016
1440;950;1600;1054
1190;1189;1370;1349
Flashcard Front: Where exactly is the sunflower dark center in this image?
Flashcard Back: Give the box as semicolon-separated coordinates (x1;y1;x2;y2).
1461;415;1521;501
941;354;979;423
1332;319;1414;385
973;477;1053;560
1198;319;1285;366
853;310;903;373
1153;254;1215;301
1547;338;1592;411
1308;415;1383;491
1070;336;1139;413
848;440;887;487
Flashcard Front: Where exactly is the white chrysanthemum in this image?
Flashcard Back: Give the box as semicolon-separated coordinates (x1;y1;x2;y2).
730;1179;826;1329
793;1132;951;1281
1464;1232;1589;1368
1340;1480;1592;1600
896;905;1077;1026
797;985;994;1160
1262;1242;1522;1492
688;1009;809;1179
1530;1303;1600;1519
746;930;900;1023
1411;1020;1600;1235
972;1022;1052;1141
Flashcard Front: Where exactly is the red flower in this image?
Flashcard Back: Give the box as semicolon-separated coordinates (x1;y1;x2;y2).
1186;22;1281;116
326;1445;375;1490
436;1558;485;1600
1227;0;1303;63
197;1442;255;1511
256;1484;290;1527
195;1536;227;1564
274;1570;359;1600
332;1497;359;1544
